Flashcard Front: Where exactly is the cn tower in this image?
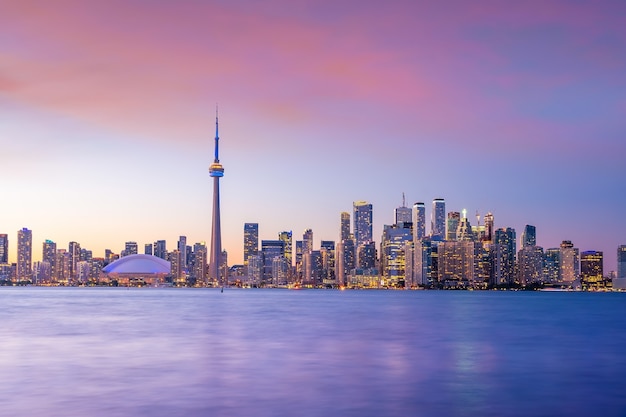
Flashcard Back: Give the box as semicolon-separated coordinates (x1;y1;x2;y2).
209;108;224;285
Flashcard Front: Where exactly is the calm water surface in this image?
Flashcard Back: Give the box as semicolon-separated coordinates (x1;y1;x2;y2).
1;287;625;417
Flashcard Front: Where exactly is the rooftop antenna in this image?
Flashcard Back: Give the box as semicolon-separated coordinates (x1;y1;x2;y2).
402;192;406;208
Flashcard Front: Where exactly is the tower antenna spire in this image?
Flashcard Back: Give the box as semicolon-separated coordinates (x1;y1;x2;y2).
402;192;406;208
214;104;220;163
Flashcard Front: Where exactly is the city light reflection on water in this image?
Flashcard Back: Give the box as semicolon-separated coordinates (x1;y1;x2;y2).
1;287;625;417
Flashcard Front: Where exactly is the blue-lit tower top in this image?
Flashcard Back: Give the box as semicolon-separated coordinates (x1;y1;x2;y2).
209;107;224;177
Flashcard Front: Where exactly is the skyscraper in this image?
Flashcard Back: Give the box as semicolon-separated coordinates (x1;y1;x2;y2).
303;229;314;255
261;240;285;282
559;240;579;284
431;198;445;240
177;236;187;268
0;234;7;264
209;109;225;284
68;241;81;281
394;194;411;225
17;228;32;281
412;202;426;242
353;201;373;247
123;241;138;257
340;212;351;241
580;251;603;287
618;245;626;279
144;243;152;256
278;231;293;267
494;227;516;285
446;211;460;241
483;212;494;243
243;223;259;265
521;225;536;247
43;239;57;280
154;240;167;260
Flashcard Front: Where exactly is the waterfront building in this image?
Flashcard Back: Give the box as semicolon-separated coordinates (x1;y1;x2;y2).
493;227;516;285
102;254;170;286
580;251;603;287
76;261;90;284
336;238;355;287
348;267;381;288
559;240;580;284
193;242;207;284
320;240;335;284
380;223;412;286
209;110;225;285
353;201;373;247
261;240;285;282
170;250;184;284
0;234;7;264
446;211;460;241
518;245;544;285
431;198;446;240
412;202;426;242
68;241;81;281
303;250;322;286
17;228;32;282
437;240;477;287
271;256;289;285
247;254;263;285
243;223;259;265
544;248;560;283
55;249;70;284
340;212;351;241
43;239;57;279
32;261;51;284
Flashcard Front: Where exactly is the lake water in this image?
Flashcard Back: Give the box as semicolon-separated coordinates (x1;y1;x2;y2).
1;287;625;417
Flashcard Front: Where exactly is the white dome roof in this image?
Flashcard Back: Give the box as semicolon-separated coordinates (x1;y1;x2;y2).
103;254;171;274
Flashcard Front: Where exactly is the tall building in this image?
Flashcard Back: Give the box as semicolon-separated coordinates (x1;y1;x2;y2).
618;245;626;279
559;240;579;284
380;223;413;286
320;240;335;283
353;201;373;247
0;234;7;264
455;210;474;242
483;212;494;243
177;236;187;268
394;194;412;225
494;227;516;285
544;248;560;283
437;240;477;286
193;242;208;284
261;240;285;282
42;240;57;280
357;241;376;269
17;228;32;281
521;225;536;247
209;109;225;284
340;212;351;242
243;223;259;265
144;243;153;256
302;229;314;255
412;202;426;242
123;241;138;257
154;240;167;260
580;251;603;287
336;238;355;286
518;245;544;285
278;231;293;267
446;211;460;241
431;198;446;240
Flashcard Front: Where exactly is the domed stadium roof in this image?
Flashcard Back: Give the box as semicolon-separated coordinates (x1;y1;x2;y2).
103;254;170;274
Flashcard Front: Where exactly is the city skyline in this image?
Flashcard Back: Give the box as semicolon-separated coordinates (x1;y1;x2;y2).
1;1;624;269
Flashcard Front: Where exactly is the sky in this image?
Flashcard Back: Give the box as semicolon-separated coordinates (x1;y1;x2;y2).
1;0;625;270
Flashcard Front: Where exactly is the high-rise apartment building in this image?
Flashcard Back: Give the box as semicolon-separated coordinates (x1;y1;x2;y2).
336;238;355;286
177;236;187;268
431;198;446;240
243;223;259;265
455;210;474;242
353;201;373;247
521;225;536;247
340;212;351;241
144;243;153;256
559;240;579;284
303;229;314;255
412;202;426;242
261;240;285;282
380;223;413;286
483;212;494;243
518;245;544;285
154;240;167;260
544;248;560;283
0;234;7;264
17;228;32;281
123;241;138;257
437;240;477;286
42;239;57;279
494;227;516;285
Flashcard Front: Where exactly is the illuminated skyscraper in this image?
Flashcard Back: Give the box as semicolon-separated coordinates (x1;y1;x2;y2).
0;234;7;264
559;240;579;284
261;240;285;282
353;201;373;247
437;240;476;286
68;241;81;281
455;209;474;242
446;211;460;241
177;236;187;268
209;109;225;284
336;238;355;286
278;231;293;267
43;240;57;279
243;223;259;265
494;227;516;285
17;228;32;281
394;194;411;225
483;212;494;243
340;212;351;241
303;229;314;254
544;248;560;283
618;245;626;279
431;198;445;240
381;223;412;286
412;202;426;242
580;251;603;287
